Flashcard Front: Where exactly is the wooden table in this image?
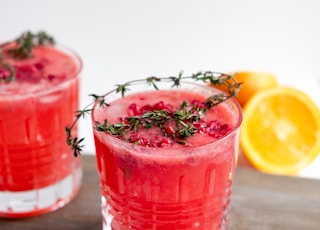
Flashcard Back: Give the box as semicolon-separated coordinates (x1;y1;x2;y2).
1;155;320;230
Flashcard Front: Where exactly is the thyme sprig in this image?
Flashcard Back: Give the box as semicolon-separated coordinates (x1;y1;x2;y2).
0;31;55;60
66;71;241;157
0;31;55;82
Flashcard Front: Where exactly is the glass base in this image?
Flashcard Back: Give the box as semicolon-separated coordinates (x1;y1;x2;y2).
0;166;82;218
100;194;230;230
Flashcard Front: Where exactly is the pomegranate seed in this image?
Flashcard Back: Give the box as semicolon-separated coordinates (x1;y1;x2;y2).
154;101;165;110
34;62;45;70
47;74;57;81
139;137;150;146
128;103;140;116
193;121;207;133
206;121;231;138
160;138;173;147
18;65;37;73
221;124;230;130
118;117;129;125
150;139;160;147
208;121;217;129
140;104;153;113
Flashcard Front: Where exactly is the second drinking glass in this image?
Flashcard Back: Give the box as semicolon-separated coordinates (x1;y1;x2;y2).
0;31;82;217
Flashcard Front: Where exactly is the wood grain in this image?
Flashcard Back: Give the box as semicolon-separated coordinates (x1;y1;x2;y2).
1;155;319;230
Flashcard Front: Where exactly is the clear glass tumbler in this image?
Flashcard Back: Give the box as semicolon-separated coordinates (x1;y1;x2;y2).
0;44;82;217
91;79;242;229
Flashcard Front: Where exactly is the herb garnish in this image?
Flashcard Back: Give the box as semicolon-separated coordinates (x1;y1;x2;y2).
0;31;54;82
66;71;241;157
0;31;54;59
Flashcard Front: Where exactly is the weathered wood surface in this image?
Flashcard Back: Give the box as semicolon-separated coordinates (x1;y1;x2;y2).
1;155;320;230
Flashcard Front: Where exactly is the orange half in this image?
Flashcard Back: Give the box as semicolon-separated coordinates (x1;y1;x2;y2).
240;86;320;175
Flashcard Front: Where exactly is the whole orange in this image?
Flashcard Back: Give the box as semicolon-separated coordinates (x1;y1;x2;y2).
212;71;278;107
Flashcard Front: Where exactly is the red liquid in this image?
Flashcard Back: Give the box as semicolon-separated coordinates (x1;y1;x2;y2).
0;44;82;217
92;87;242;229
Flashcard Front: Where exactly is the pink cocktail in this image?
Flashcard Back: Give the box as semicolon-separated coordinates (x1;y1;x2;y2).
91;79;242;229
0;33;82;217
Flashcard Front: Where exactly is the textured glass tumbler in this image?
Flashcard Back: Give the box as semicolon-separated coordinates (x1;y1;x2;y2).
0;45;82;218
91;80;243;229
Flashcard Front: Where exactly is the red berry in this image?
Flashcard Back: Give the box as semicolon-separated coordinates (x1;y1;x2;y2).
140;104;152;113
128;103;140;116
47;74;57;81
153;101;164;109
160;138;173;147
34;62;45;70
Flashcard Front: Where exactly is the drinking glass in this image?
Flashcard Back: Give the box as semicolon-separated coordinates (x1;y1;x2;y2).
91;80;242;229
0;45;82;217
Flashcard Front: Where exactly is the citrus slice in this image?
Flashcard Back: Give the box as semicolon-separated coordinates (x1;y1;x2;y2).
240;86;320;175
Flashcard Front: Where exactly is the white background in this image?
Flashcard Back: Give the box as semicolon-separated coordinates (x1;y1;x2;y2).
1;0;320;177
